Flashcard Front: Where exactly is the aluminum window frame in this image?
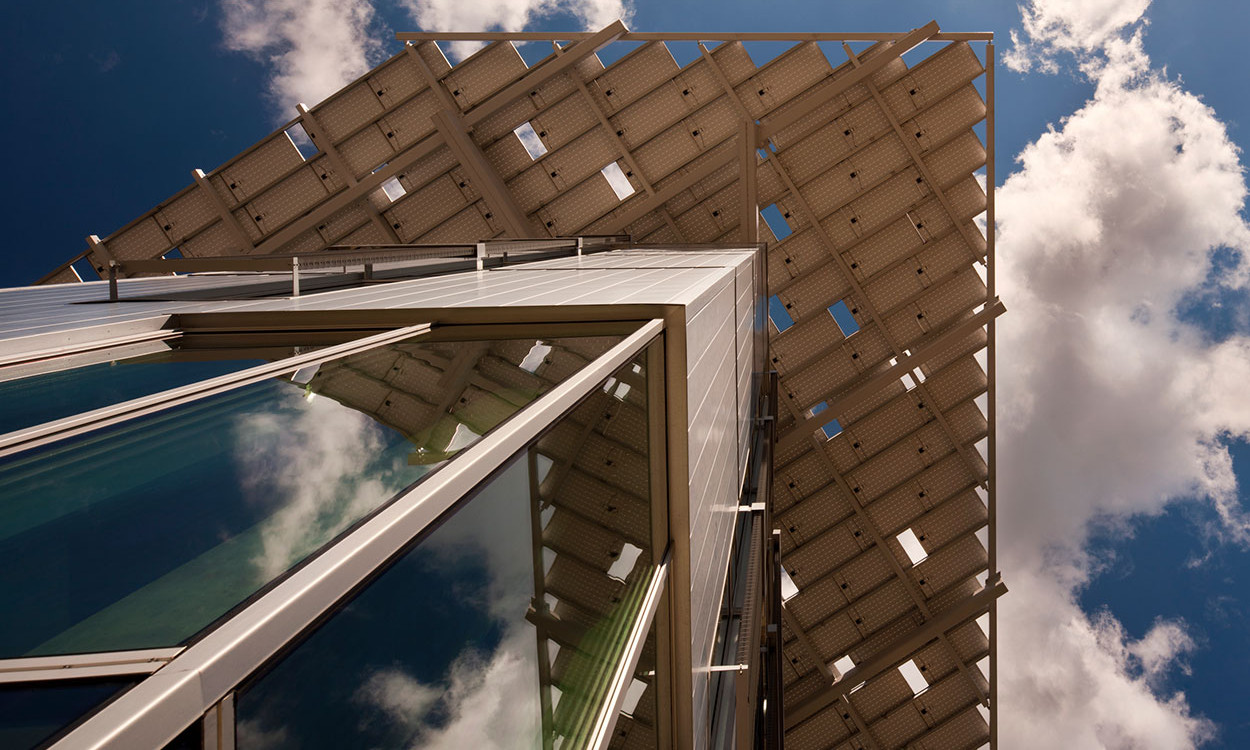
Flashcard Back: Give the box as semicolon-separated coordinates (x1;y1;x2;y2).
0;322;432;459
48;318;666;750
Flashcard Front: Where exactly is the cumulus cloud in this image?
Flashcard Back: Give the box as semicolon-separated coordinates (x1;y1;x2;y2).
219;0;385;115
354;627;542;749
232;389;416;581
999;571;1213;748
353;461;544;748
397;0;634;61
1004;0;1153;73
996;1;1250;747
355;667;443;730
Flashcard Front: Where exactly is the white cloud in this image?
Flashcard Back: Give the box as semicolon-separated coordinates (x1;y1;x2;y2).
996;2;1250;747
219;0;384;115
349;459;546;747
999;571;1213;748
1004;0;1153;73
355;667;442;729
232;389;415;581
397;0;634;61
350;624;542;749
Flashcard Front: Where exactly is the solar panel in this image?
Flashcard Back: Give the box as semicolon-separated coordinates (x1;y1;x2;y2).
37;20;1001;750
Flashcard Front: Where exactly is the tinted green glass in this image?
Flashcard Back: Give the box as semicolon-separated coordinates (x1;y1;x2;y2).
0;332;620;657
0;678;137;750
236;347;658;749
0;356;262;435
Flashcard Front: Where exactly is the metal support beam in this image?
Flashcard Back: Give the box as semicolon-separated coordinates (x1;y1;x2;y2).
754;22;940;145
85;234;116;279
434;110;534;237
785;578;1006;730
528;448;556;750
296;104;354;185
841;42;986;264
780;604;833;682
0;648;182;684
191;168;256;254
202;694;235;750
296;103;405;245
698;43;752;121
837;694;883;750
775;299;1004;455
463;20;628;128
405;42;461;114
985;38;999;750
739;119;759;245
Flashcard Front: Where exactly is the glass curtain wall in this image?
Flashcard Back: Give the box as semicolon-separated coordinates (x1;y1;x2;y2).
231;341;665;750
0;327;648;749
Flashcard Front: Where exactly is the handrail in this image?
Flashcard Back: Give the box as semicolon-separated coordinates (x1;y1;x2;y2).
105;236;633;300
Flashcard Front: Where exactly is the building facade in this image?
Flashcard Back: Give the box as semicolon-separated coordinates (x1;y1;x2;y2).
3;20;1002;750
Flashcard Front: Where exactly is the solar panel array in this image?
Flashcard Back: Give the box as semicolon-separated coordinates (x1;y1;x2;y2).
41;21;999;749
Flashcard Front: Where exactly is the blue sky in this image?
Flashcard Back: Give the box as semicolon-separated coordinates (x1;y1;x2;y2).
3;1;1250;747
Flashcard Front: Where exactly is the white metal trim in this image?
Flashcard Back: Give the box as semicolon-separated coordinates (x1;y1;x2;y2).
0;648;182;684
51;318;665;750
0;328;180;370
0;323;431;459
589;545;672;750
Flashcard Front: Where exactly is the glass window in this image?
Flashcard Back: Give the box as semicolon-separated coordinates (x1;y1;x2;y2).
235;345;660;749
0;677;138;750
0;354;264;436
161;718;203;750
0;331;622;658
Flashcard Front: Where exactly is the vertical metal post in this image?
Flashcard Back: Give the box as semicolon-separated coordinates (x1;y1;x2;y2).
984;39;998;750
528;448;556;750
201;692;235;750
646;338;674;750
476;241;487;270
740;119;760;245
767;528;785;749
577;237;585;256
108;261;118;301
363;263;374;280
291;256;301;297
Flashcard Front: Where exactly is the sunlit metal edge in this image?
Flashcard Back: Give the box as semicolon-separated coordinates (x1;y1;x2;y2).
0;328;181;370
50;318;665;750
588;545;673;750
395;31;995;42
0;323;431;459
0;648;183;684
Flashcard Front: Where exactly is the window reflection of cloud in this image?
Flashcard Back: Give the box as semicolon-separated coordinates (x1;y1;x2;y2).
421;458;535;621
232;389;414;581
235;717;289;749
352;624;541;749
353;459;544;746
